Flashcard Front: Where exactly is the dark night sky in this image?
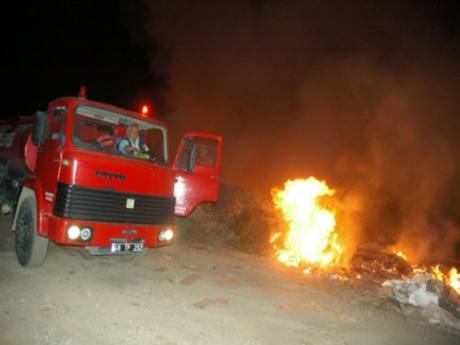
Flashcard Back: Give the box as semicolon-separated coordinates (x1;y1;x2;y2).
2;0;460;260
0;0;159;116
1;0;459;116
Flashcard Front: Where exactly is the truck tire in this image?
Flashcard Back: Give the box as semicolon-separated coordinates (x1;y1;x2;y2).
15;197;48;267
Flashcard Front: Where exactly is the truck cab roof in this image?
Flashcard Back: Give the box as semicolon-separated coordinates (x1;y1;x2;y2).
49;96;167;129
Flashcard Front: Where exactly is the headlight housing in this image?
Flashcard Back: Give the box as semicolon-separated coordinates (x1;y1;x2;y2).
67;225;81;240
159;228;174;242
67;225;93;242
80;227;93;241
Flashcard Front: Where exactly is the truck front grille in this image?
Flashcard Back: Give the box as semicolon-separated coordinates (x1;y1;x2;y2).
53;183;175;225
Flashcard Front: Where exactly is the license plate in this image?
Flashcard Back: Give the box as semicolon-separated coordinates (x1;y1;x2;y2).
110;242;143;253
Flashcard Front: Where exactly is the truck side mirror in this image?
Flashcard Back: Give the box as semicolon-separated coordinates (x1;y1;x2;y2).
32;111;49;146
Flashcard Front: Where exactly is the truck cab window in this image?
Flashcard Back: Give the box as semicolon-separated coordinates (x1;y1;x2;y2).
73;105;168;163
177;137;218;173
194;137;218;168
74;118;114;151
177;138;195;173
145;128;166;163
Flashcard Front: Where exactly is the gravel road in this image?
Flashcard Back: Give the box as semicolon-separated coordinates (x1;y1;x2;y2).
0;217;459;345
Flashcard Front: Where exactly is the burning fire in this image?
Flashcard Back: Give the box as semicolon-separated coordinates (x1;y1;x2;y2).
424;266;460;295
393;250;460;296
271;177;343;269
270;176;460;297
395;251;408;261
448;268;460;294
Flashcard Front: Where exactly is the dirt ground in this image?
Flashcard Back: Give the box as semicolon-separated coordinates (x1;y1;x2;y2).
0;217;459;345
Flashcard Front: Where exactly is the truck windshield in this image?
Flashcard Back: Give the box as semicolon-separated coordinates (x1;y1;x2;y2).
72;105;168;164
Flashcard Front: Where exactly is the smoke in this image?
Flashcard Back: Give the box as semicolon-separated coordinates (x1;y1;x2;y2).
142;0;460;262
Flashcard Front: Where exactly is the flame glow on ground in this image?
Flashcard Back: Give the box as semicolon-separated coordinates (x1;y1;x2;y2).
271;177;343;269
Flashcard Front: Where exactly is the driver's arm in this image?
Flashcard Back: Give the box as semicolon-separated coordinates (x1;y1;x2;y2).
118;139;136;154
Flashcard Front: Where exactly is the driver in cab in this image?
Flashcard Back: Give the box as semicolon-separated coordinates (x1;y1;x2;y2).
118;123;150;156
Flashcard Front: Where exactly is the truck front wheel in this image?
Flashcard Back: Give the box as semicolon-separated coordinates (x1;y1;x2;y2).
15;197;48;267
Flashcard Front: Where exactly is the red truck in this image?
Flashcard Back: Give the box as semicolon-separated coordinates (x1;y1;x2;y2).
0;89;223;267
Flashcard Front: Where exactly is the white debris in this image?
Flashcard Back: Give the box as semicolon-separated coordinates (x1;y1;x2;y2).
382;272;437;307
382;271;460;330
1;203;12;215
408;286;439;307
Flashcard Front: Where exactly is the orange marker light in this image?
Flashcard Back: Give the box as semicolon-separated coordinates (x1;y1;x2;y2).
141;105;149;116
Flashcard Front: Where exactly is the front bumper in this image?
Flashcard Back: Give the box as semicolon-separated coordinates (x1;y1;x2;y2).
45;215;175;248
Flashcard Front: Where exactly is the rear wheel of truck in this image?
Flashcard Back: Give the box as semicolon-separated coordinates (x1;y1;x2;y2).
15;197;48;268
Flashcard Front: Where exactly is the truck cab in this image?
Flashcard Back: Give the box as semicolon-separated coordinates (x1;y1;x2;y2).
9;93;223;267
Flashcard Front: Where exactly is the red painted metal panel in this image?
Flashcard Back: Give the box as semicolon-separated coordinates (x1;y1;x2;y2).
173;132;224;217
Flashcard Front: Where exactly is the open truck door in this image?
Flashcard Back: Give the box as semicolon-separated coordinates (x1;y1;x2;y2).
173;131;223;217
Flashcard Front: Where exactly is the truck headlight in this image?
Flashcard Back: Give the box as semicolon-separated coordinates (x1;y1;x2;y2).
67;225;81;240
159;228;174;242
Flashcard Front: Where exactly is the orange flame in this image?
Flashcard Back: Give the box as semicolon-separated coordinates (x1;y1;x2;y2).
431;264;444;281
426;265;460;295
271;177;343;269
395;251;408;261
393;249;460;295
448;268;460;294
270;177;460;296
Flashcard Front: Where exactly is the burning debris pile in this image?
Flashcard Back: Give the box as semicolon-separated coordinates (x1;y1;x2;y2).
383;272;442;307
269;175;460;330
351;250;413;280
376;258;460;329
382;270;460;330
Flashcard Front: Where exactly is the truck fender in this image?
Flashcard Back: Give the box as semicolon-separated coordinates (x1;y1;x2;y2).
12;186;36;231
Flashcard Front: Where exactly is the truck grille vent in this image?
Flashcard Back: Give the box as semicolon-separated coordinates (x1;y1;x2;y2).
53;183;175;225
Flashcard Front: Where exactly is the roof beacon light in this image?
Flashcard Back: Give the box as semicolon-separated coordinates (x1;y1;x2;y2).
141;104;149;116
78;86;87;98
